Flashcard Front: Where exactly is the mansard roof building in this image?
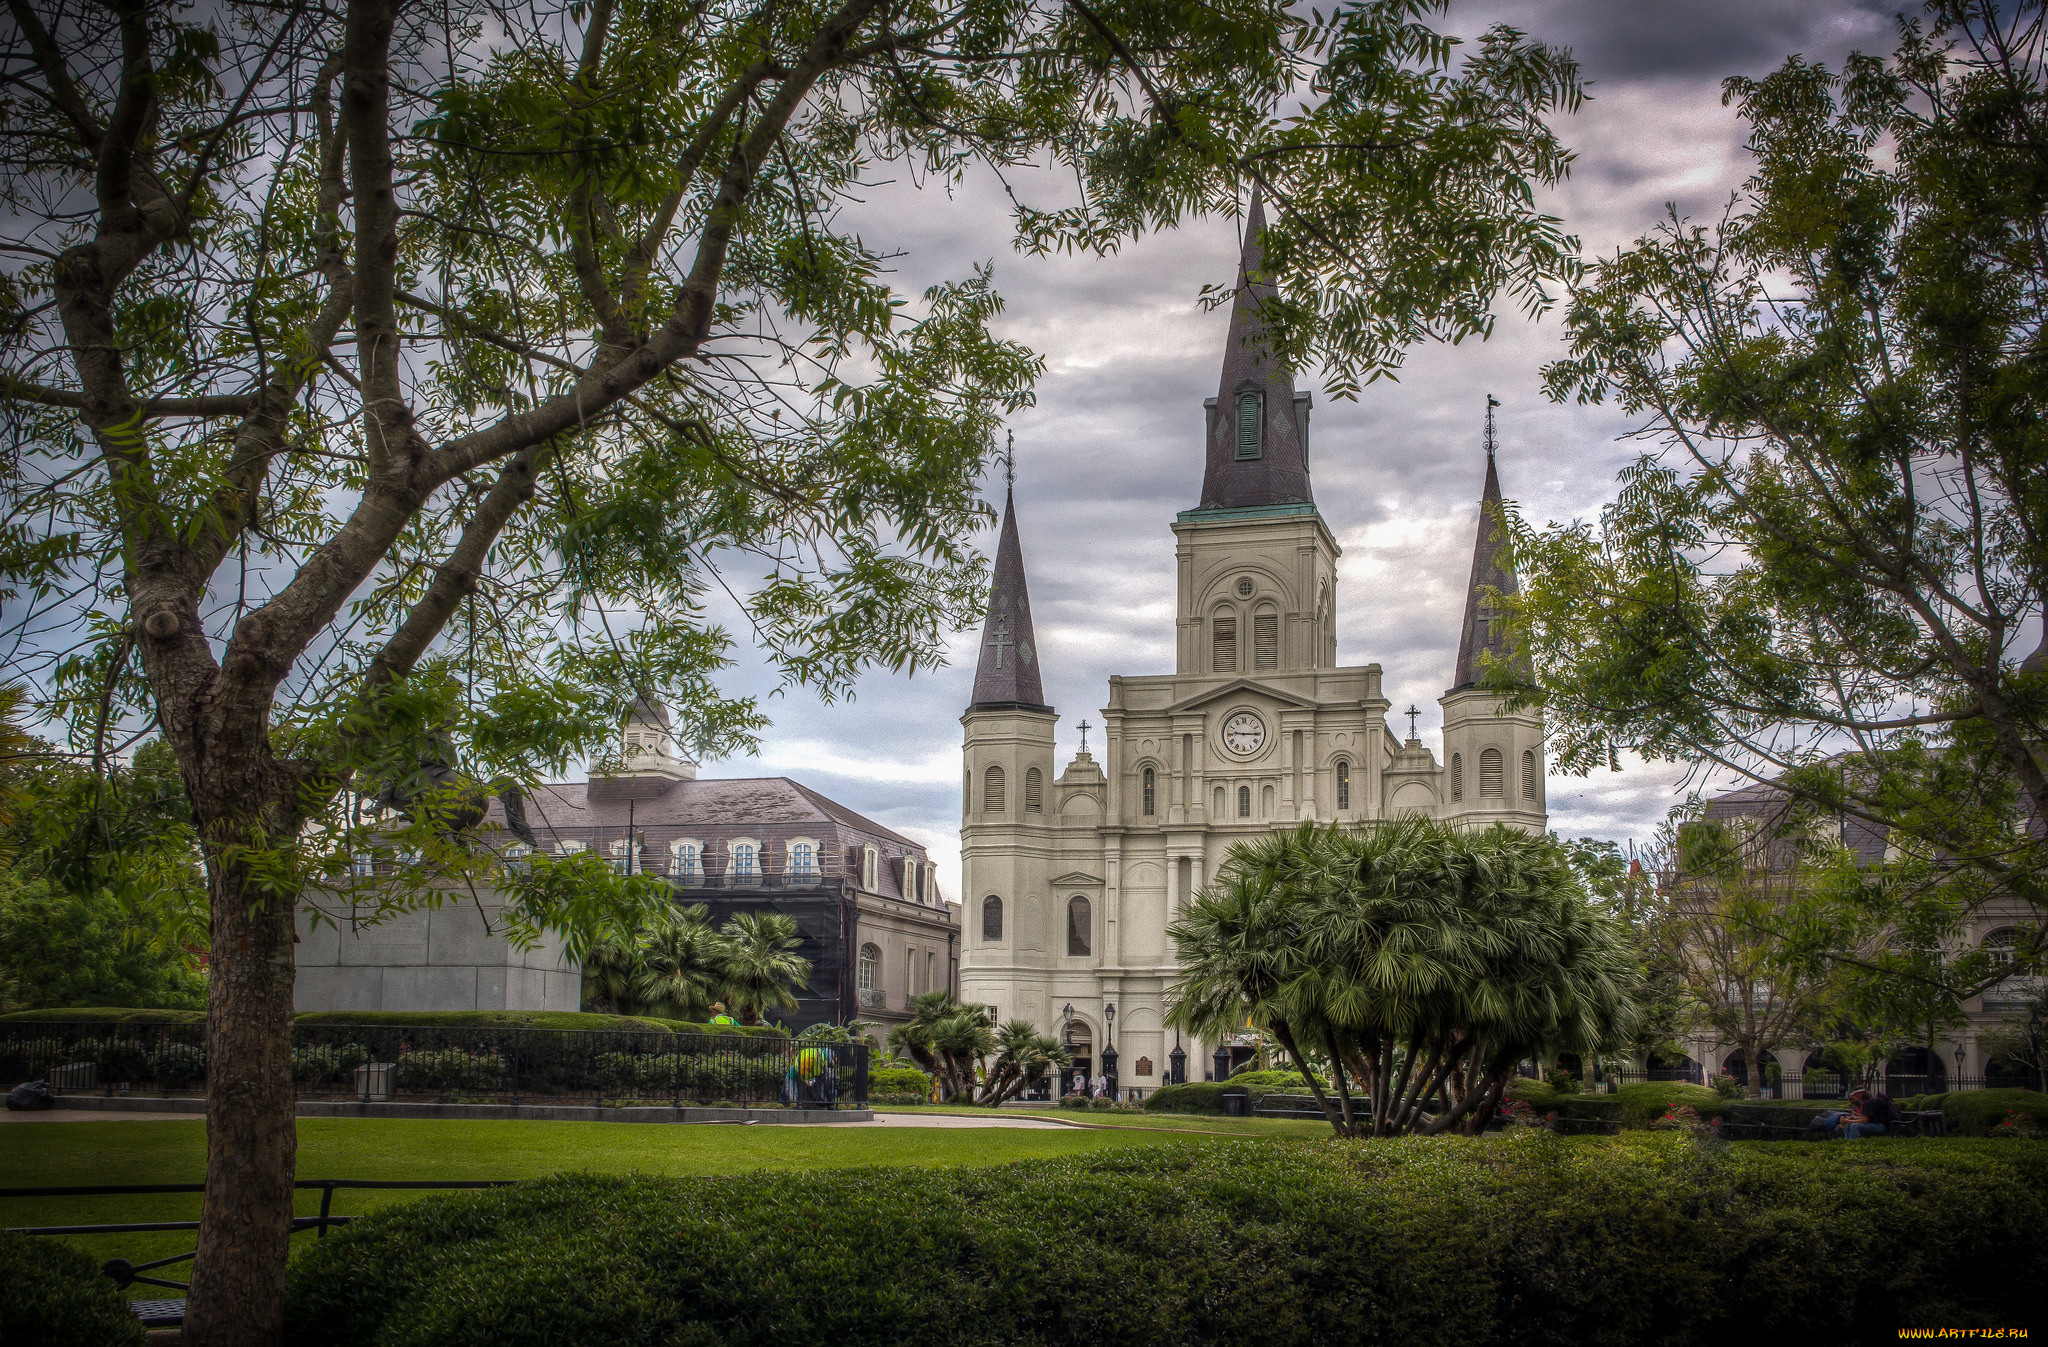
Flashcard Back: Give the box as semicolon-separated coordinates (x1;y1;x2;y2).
297;700;958;1033
959;199;1545;1091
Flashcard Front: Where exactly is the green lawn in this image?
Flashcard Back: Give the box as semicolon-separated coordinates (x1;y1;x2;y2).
2;1117;1188;1293
877;1105;1337;1138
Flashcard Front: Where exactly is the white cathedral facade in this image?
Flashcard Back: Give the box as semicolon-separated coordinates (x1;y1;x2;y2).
958;201;1547;1090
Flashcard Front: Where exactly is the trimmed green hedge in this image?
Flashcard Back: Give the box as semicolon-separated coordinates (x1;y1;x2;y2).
292;1011;784;1038
0;1008;788;1037
1509;1080;1835;1127
285;1135;2048;1345
0;1232;146;1347
1142;1068;1327;1115
0;1006;203;1025
1900;1089;2048;1137
869;1066;931;1098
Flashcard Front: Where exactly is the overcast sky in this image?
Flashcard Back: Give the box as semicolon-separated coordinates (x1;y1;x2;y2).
694;0;1906;900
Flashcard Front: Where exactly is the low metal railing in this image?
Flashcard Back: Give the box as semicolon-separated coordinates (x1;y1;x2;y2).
0;1022;870;1108
3;1179;514;1329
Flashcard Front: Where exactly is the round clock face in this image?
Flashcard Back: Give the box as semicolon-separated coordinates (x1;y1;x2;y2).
1222;711;1267;757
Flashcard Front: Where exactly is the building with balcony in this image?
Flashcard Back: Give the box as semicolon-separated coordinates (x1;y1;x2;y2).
295;701;959;1035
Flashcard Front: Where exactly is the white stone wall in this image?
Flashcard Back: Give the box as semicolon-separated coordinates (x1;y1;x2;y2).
294;894;581;1013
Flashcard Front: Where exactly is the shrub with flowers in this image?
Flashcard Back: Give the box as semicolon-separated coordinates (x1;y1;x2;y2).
1650;1104;1719;1140
1710;1071;1745;1099
1498;1099;1556;1129
1989;1109;2044;1139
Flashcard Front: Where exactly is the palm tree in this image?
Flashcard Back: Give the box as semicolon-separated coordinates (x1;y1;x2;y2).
886;991;1000;1099
979;1019;1071;1107
631;903;722;1021
717;910;812;1025
580;930;640;1015
1170;816;1640;1138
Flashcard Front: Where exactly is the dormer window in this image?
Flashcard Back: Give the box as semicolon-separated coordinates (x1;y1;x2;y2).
671;841;700;878
903;857;919;902
862;845;879;892
730;842;758;878
1236;391;1263;460
790;841;817;878
608;838;631;874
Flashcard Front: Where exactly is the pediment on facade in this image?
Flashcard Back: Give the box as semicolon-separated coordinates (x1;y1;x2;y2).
1050;871;1103;887
1164;678;1320;715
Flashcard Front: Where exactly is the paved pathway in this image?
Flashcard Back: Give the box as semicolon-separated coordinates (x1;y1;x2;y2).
1;1107;1079;1128
823;1111;1074;1129
0;1108;197;1122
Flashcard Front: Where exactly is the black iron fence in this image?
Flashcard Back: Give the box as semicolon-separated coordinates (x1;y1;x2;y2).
0;1021;869;1109
1572;1064;2034;1099
3;1179;514;1330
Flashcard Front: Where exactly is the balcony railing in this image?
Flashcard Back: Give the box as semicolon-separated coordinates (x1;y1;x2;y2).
856;988;888;1009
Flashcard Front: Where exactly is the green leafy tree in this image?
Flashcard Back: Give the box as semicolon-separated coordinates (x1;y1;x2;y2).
1169;819;1640;1137
1507;1;2048;1027
716;910;811;1025
1655;818;1844;1095
1563;835;1687;1065
0;0;1585;1335
0;868;205;1010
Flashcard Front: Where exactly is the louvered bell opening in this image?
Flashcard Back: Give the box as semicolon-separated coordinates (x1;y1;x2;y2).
1253;614;1279;670
1212;617;1237;672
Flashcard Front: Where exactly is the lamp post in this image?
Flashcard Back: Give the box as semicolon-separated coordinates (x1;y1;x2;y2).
1061;1003;1076;1097
1954;1042;1967;1091
1213;1044;1232;1084
1169;1031;1186;1085
1103;1003;1117;1101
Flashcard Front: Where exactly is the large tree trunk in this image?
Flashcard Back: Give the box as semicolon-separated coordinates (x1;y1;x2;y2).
184;863;300;1346
169;708;307;1347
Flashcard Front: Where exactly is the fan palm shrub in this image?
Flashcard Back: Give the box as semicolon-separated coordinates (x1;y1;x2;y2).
886;992;1068;1104
717;911;811;1026
1169;817;1640;1137
631;904;722;1021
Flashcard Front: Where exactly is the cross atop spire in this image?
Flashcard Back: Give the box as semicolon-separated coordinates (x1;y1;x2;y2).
1451;398;1529;692
969;478;1052;713
1195;193;1314;512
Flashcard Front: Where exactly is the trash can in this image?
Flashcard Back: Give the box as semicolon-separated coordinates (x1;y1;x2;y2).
1222;1091;1249;1117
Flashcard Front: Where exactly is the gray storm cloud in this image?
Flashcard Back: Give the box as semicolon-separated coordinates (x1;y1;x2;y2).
692;0;1893;898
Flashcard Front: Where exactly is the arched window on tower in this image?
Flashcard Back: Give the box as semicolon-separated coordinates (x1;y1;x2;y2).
1025;767;1043;813
1142;767;1156;816
1212;614;1237;672
1238;785;1252;818
1521;750;1538;802
1480;748;1505;797
1336;760;1351;811
984;765;1006;813
1253;608;1279;671
1067;896;1092;956
982;895;1003;942
1450;754;1463;801
1236;391;1263;460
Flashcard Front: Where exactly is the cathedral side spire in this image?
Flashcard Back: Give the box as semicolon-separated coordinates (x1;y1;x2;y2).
1197;193;1314;511
1450;397;1525;691
969;486;1051;711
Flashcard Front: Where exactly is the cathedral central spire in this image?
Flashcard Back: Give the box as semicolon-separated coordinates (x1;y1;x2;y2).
969;486;1051;711
1451;397;1527;691
1197;194;1314;511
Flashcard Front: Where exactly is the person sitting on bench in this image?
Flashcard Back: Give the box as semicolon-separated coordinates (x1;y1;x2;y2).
1840;1087;1900;1139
